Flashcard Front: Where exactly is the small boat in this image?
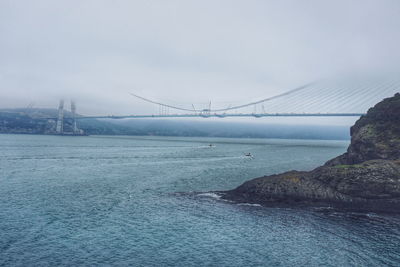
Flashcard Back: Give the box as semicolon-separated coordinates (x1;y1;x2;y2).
245;153;253;158
208;144;215;147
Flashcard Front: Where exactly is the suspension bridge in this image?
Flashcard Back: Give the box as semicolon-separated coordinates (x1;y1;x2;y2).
48;77;399;134
72;77;399;119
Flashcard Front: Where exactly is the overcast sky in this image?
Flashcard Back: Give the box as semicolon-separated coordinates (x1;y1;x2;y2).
1;0;399;118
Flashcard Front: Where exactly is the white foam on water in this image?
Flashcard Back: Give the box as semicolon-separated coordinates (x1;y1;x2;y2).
197;192;222;199
237;203;262;207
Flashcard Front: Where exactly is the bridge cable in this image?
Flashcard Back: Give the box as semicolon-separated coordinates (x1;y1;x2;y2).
130;82;315;113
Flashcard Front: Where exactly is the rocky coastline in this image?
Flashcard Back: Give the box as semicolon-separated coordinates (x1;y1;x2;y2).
222;93;400;213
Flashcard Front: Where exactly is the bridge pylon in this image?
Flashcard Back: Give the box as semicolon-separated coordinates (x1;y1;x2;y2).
54;99;84;135
71;100;78;134
56;100;64;134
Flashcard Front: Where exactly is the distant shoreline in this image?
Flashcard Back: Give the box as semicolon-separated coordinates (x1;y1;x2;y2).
0;132;350;142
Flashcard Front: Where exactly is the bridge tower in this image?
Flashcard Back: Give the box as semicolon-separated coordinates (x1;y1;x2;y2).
71;100;78;134
56;99;64;134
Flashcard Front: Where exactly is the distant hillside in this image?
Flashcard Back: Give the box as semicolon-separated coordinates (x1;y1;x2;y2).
108;119;350;140
0;108;350;140
0;111;53;134
0;108;133;135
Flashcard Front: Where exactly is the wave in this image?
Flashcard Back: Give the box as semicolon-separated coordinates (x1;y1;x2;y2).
198;145;216;149
196;192;222;199
237;203;262;207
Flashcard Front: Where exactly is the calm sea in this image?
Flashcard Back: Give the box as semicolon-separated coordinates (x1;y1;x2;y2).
0;134;399;266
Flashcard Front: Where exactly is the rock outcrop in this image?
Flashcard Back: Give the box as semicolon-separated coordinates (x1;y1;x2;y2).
223;93;400;212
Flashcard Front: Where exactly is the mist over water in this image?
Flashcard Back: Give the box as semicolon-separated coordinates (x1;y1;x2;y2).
1;134;399;266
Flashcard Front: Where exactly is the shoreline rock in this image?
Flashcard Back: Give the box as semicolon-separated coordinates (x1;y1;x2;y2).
222;93;400;213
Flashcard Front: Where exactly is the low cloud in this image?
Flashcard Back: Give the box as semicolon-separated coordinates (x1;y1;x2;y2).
1;0;399;116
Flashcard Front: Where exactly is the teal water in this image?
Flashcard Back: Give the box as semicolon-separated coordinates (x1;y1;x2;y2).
0;134;399;266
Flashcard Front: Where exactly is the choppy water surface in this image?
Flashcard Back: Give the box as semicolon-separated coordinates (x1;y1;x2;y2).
0;134;399;266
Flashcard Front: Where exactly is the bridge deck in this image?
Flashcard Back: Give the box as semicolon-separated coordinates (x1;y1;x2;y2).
71;113;365;119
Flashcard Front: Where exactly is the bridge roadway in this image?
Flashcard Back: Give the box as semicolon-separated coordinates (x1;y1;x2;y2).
73;113;366;119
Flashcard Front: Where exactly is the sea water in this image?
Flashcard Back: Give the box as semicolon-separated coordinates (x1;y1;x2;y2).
0;134;399;266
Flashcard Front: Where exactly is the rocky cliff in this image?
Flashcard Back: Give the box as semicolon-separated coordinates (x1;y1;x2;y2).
222;93;400;212
326;93;400;165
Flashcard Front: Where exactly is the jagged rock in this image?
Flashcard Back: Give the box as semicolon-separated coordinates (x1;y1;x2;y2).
326;93;400;165
222;93;400;212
